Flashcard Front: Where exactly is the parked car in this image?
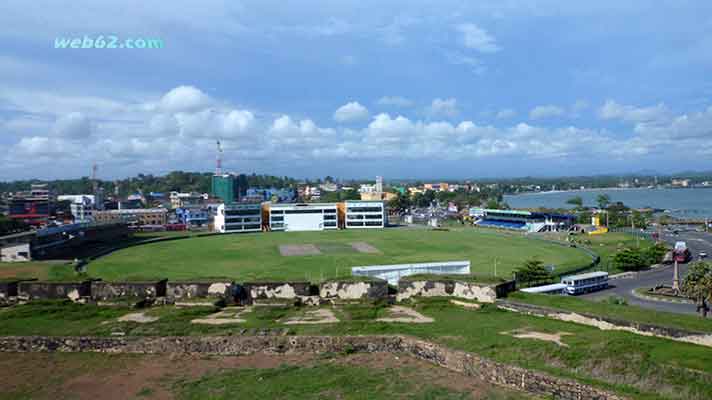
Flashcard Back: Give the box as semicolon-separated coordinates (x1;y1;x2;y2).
700;252;708;259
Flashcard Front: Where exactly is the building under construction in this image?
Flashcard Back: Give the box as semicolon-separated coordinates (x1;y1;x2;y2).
8;184;54;227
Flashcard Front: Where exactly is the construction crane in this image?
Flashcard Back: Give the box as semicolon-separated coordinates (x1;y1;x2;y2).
91;162;99;195
216;140;223;175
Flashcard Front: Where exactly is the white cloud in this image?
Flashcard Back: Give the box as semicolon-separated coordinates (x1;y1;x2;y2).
444;52;487;75
333;101;369;123
377;96;413;108
5;84;712;179
598;100;670;123
455;23;500;53
427;98;459;118
633;106;712;140
53;112;93;138
529;105;565;119
159;85;212;112
496;109;516;119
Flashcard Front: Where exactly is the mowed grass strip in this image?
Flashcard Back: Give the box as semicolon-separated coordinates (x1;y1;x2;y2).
508;292;712;333
89;228;592;281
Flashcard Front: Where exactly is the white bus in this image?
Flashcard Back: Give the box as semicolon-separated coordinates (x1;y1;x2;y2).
560;271;609;295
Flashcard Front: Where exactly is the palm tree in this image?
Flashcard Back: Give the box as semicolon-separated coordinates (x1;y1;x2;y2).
681;262;712;318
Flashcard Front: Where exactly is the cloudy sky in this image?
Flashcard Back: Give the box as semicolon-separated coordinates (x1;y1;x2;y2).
1;1;712;180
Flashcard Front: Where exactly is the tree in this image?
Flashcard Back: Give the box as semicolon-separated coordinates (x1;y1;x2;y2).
643;243;668;266
388;192;412;214
566;196;584;209
681;262;712;318
596;194;611;210
612;248;646;272
515;258;552;286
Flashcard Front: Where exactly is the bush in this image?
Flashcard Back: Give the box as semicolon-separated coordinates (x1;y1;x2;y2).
604;296;628;306
613;248;646;272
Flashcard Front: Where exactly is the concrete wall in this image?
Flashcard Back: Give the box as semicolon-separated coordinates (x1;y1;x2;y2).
396;280;499;303
5;278;515;304
90;281;166;301
243;282;313;300
319;280;388;300
0;335;624;400
499;301;712;348
166;281;232;299
18;281;91;300
0;243;31;262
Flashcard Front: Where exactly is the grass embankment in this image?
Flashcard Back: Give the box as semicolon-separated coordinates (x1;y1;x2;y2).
0;261;76;282
541;231;654;274
85;228;590;282
0;352;528;400
0;299;710;400
508;292;712;333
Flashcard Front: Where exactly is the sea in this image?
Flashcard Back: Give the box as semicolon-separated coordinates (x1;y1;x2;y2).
504;188;712;219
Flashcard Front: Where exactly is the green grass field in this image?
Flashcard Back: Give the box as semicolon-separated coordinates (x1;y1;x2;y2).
509;292;712;333
540;231;655;273
86;228;592;282
1;299;710;400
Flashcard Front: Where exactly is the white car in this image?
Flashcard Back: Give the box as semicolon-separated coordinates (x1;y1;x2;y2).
700;252;708;259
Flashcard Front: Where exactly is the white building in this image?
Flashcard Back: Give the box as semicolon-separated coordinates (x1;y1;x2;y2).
170;191;203;208
58;195;95;223
214;203;262;233
359;184;377;193
268;203;338;232
345;200;386;229
70;203;93;223
58;194;96;205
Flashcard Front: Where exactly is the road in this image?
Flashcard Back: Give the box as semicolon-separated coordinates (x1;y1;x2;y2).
580;229;711;315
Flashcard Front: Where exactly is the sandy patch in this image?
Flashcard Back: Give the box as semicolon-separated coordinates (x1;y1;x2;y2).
502;330;572;347
350;242;381;254
376;306;434;324
191;307;251;325
118;312;159;324
282;308;339;325
450;299;481;309
279;244;321;256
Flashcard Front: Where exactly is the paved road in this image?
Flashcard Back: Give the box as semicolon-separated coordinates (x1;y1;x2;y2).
580;229;711;315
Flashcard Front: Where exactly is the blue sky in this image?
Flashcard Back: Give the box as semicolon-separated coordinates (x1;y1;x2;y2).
1;1;712;180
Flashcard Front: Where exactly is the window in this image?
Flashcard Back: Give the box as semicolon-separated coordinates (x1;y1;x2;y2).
271;222;284;228
272;210;284;214
324;221;337;227
364;214;382;219
226;209;260;216
271;216;284;221
348;215;364;220
348;206;382;212
324;214;336;220
365;221;382;226
347;221;364;226
323;208;337;213
285;209;323;214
